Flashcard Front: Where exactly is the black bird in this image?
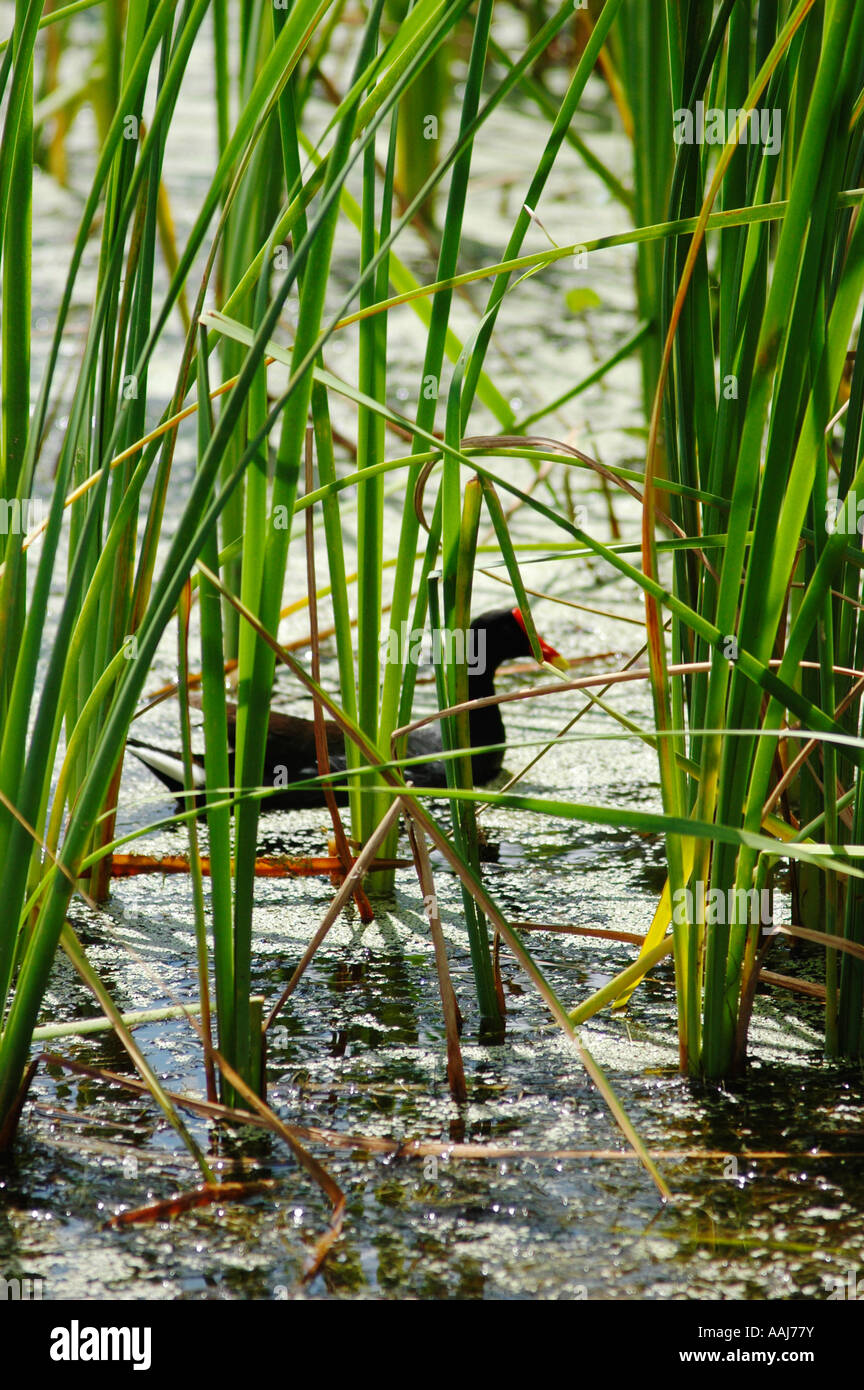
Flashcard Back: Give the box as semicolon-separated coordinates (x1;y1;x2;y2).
127;606;566;810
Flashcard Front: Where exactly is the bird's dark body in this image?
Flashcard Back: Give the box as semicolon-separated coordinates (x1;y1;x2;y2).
128;608;556;810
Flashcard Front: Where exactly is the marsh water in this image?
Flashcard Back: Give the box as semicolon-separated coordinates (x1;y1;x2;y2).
1;7;863;1301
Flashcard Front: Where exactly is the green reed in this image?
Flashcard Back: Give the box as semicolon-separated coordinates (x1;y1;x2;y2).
619;0;864;1075
5;0;862;1176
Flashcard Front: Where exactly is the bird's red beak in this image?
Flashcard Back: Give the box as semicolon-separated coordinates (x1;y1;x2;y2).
512;607;569;672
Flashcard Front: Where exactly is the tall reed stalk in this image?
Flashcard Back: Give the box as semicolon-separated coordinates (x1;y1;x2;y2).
3;0;862;1165
619;0;864;1075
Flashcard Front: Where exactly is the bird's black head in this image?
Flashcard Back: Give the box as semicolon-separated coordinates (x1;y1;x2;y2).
468;606;566;676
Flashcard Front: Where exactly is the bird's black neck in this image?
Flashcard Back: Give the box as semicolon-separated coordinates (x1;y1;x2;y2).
466;658;506;761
